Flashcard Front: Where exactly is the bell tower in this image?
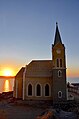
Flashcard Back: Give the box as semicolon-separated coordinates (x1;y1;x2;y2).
52;23;67;102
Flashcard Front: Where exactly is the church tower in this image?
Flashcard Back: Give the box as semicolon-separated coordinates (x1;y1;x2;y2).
52;23;67;102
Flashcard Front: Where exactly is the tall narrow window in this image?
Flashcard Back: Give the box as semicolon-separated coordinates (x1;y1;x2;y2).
58;70;62;77
28;84;32;96
45;84;49;96
57;59;59;67
36;84;41;96
60;59;62;67
57;59;62;67
58;91;62;98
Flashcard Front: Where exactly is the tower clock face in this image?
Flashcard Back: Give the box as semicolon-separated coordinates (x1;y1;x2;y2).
56;49;61;54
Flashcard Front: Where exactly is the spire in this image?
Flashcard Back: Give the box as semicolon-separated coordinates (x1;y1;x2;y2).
54;22;62;45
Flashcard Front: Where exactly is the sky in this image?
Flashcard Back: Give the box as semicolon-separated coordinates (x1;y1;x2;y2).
0;0;79;78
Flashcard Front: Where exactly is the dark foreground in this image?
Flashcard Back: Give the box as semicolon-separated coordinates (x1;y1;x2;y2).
0;99;78;119
0;100;44;119
0;91;78;119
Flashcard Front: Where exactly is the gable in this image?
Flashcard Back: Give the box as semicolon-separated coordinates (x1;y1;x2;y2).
26;60;53;77
15;67;25;79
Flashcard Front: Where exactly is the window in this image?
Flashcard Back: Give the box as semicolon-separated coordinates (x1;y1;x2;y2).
58;70;62;77
45;84;49;96
28;84;32;96
60;59;62;67
58;91;62;98
57;59;59;67
56;59;63;67
36;84;41;96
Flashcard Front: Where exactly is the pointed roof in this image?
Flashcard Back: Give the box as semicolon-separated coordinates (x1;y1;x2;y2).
15;67;25;78
54;22;62;45
26;60;53;77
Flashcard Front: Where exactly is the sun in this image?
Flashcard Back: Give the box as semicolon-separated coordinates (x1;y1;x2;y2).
0;66;16;76
3;69;13;76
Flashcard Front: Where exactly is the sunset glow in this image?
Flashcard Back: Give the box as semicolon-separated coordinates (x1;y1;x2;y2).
0;1;78;84
4;79;10;92
0;68;16;76
4;70;12;76
67;68;79;78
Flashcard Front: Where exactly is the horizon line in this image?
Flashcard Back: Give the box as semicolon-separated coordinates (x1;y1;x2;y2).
0;76;15;78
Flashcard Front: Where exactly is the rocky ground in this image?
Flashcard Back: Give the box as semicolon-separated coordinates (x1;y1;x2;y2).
0;92;79;119
0;99;78;119
0;100;44;119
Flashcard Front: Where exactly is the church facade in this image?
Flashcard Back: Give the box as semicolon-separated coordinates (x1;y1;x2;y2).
13;23;67;102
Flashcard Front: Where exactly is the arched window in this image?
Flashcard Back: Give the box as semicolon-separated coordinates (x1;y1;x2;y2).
36;84;41;96
57;59;59;67
45;84;49;96
60;59;62;67
28;84;32;96
58;91;62;98
58;70;62;77
56;59;63;67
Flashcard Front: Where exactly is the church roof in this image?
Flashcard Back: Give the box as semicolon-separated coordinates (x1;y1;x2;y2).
15;67;25;78
54;22;62;45
26;60;53;77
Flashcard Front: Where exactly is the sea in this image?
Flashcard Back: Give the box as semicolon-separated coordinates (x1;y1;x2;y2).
67;77;79;84
0;77;78;93
0;76;14;93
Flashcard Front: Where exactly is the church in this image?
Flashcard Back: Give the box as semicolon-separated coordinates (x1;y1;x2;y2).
13;23;67;102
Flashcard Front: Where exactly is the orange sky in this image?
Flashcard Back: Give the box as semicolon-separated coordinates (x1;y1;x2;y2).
0;67;20;76
67;67;79;78
0;57;79;77
0;65;22;76
0;1;79;79
0;64;79;78
0;59;25;76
